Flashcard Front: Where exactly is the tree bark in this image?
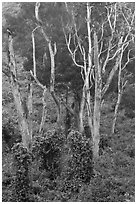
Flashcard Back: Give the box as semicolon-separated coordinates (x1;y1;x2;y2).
27;77;33;147
86;2;93;138
112;88;123;134
39;88;47;133
93;31;102;159
111;51;124;134
73;97;80;130
78;88;85;133
35;2;61;129
7;34;32;150
101;37;123;98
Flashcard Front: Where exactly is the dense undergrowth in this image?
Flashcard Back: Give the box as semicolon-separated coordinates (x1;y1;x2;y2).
2;105;135;202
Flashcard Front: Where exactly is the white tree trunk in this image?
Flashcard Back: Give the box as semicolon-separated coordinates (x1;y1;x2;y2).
8;34;32;150
93;31;102;159
78;88;85;133
35;2;61;130
86;2;93;138
27;74;33;143
112;53;123;134
86;90;93;138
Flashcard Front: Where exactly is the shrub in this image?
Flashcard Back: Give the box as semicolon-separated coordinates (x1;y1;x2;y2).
12;143;33;202
58;130;93;196
2;121;21;150
32;130;64;180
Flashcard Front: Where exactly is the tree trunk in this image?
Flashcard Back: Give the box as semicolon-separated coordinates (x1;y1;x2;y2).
86;90;93;138
86;2;93;138
93;31;102;159
73;98;80;130
35;2;61;130
39;88;47;133
78;88;85;133
101;37;123;98
112;89;123;134
7;34;32;150
111;54;124;134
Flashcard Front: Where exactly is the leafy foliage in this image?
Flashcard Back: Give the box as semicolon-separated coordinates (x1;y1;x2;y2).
58;130;93;198
32;130;64;180
11;143;33;201
66;130;93;183
2;120;21;150
2;109;135;201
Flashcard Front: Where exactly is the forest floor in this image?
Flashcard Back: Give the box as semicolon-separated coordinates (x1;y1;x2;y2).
2;101;135;202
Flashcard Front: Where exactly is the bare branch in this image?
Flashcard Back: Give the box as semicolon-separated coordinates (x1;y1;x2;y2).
98;20;108;44
131;11;135;26
32;31;36;77
121;7;133;29
102;56;120;97
102;4;119;72
122;79;128;89
102;35;113;73
54;42;57;55
105;6;113;32
122;49;134;71
108;46;121;61
98;41;104;57
64;31;85;69
30;70;46;90
113;3;117;30
61;98;75;115
71;8;84;56
81;46;86;81
35;2;43;25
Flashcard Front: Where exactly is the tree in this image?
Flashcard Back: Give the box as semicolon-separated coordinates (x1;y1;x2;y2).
3;2;134;159
6;30;32;150
3;2;84;134
63;2;135;159
111;3;135;133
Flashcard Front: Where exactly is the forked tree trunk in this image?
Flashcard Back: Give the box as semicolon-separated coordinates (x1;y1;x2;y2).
35;2;61;130
93;32;102;159
101;37;123;99
7;34;32;150
48;41;61;128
